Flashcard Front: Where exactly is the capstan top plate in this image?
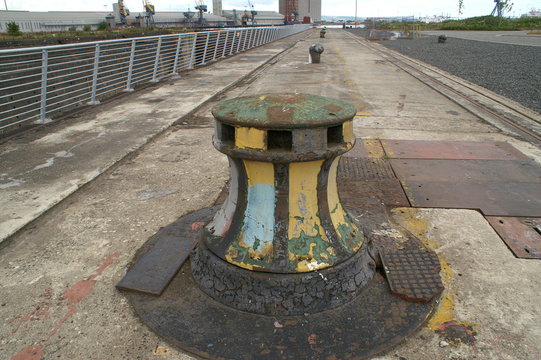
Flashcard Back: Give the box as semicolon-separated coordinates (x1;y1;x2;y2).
212;93;357;129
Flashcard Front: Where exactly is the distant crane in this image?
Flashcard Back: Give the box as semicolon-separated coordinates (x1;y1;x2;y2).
491;0;503;16
194;0;208;25
118;0;130;25
143;0;155;27
248;0;257;25
184;8;196;27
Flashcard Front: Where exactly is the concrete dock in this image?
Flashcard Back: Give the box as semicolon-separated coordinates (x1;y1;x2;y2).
1;29;540;360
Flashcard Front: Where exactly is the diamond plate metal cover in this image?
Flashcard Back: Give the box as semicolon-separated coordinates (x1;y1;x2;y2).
380;248;443;303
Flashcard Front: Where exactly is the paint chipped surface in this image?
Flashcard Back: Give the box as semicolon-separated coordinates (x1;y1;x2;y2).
327;157;364;252
288;161;336;271
212;93;356;128
226;160;275;270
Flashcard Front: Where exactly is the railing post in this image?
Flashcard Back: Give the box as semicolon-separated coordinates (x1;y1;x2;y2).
201;32;210;65
230;31;237;55
125;39;136;92
242;29;249;51
222;31;229;58
213;31;221;61
35;49;51;124
237;30;243;53
87;44;101;105
151;37;163;83
171;34;183;79
189;33;198;69
257;28;263;46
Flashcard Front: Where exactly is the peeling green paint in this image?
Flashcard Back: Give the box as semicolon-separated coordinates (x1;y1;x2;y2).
288;225;337;272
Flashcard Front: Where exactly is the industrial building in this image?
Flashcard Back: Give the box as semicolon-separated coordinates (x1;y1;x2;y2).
0;7;285;33
0;10;226;32
279;0;321;23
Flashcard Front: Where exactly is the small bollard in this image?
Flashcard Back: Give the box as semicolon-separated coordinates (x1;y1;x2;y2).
320;28;326;38
438;35;447;43
309;43;324;64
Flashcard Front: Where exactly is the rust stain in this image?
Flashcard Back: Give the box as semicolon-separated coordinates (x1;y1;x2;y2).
11;345;44;360
191;222;206;231
323;104;343;113
266;105;293;122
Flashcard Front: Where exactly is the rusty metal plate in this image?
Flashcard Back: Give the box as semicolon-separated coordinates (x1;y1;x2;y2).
339;179;410;209
344;139;385;158
339;157;396;180
390;159;541;183
382;140;529;160
486;217;541;259
126;266;436;360
381;248;443;303
402;181;541;217
116;206;217;295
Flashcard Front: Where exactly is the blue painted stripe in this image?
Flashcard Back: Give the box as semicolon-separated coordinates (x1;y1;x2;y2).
241;183;275;250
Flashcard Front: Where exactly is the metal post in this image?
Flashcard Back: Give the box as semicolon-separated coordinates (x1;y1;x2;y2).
242;29;249;51
230;31;237;55
212;31;221;61
236;31;242;53
125;40;136;92
36;49;51;124
171;35;183;79
87;44;101;105
189;33;198;69
151;37;162;83
222;31;229;58
201;32;210;65
257;28;263;46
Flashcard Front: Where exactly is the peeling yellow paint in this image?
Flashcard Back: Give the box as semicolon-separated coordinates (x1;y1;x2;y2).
235;127;267;150
288;160;326;240
343;121;355;145
244;160;274;187
392;208;455;331
327;156;362;251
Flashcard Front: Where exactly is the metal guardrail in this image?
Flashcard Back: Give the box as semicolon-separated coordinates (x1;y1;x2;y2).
0;25;310;132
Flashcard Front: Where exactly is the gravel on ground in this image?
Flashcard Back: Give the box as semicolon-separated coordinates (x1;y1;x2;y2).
347;29;541;114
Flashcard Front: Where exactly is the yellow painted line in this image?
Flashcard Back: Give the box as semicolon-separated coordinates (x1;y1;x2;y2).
363;139;386;159
235;127;267;150
356;111;373;117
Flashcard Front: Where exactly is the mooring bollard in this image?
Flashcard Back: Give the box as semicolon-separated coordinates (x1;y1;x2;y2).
118;92;444;359
320;28;326;38
438;34;447;43
309;43;324;64
192;93;375;315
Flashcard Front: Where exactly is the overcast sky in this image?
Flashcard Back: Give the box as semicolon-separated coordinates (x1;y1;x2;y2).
2;0;540;18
